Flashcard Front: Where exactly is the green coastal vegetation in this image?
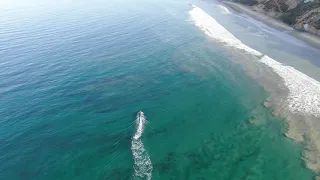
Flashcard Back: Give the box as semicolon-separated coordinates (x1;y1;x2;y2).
228;0;320;35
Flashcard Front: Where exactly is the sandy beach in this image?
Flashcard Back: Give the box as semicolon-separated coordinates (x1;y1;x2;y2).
224;0;320;174
223;1;320;50
190;4;320;178
222;2;320;177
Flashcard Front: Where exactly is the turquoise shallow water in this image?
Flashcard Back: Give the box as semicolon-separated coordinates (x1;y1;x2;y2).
0;0;315;179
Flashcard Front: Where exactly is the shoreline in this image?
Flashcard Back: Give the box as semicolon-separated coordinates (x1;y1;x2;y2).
221;2;320;177
189;5;320;178
222;1;320;50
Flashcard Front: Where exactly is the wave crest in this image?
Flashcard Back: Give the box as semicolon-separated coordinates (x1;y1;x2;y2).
217;5;232;14
189;6;262;56
189;5;320;117
260;55;320;117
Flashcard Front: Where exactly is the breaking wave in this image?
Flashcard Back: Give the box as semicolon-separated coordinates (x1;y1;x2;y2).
217;5;232;14
189;6;262;56
189;5;320;117
131;112;153;180
259;56;320;116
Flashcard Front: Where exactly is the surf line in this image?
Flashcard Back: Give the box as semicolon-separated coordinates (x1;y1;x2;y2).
189;5;320;117
131;111;153;180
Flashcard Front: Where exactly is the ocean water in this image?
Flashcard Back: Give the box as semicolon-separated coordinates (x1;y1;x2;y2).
0;0;317;179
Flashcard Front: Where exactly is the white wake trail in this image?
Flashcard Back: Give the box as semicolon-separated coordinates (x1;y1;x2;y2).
189;5;320;117
131;112;153;180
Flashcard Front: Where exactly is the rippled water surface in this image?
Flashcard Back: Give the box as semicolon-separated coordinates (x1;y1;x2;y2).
0;0;317;179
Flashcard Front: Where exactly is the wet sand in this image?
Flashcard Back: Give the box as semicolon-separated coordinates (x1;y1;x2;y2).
220;44;320;177
189;5;320;178
223;1;320;50
220;2;320;176
235;52;320;176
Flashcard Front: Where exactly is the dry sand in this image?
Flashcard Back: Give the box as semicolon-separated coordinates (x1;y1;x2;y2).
223;1;320;50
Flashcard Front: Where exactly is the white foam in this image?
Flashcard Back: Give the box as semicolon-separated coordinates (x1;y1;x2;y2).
216;5;232;14
131;112;153;180
189;5;320;117
189;6;262;56
260;55;320;117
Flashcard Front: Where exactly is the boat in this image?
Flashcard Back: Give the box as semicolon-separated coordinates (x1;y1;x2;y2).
138;111;144;119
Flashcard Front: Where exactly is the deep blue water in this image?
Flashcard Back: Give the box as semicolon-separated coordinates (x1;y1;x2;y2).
0;0;315;179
